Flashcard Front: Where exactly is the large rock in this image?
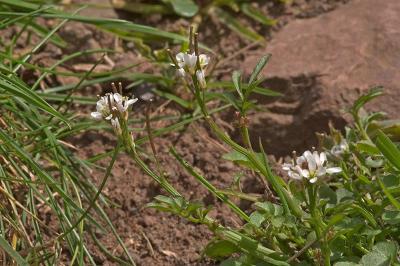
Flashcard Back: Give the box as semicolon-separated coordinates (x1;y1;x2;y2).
243;0;400;157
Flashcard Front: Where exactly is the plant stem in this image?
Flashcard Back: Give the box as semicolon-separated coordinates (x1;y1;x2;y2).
240;123;253;150
190;76;300;216
120;119;180;197
308;185;330;266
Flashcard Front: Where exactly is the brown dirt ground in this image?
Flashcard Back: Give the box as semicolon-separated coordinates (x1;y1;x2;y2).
5;1;352;265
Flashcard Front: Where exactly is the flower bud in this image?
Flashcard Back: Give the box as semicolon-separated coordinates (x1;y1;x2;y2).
196;70;207;89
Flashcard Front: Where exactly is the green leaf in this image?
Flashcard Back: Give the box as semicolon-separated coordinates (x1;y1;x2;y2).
112;1;171;15
319;184;337;205
241;3;276;26
252;86;282;97
377;176;400;210
382;210;400;225
356;140;380;155
154;89;192;109
375;130;400;170
361;252;389;266
0;236;29;266
221;92;241;111
381;174;400;188
352;87;383;116
254;201;283;216
232;70;243;100
334;262;360;266
204;240;239;258
249;211;266;227
220;258;245;266
222;150;264;170
0;73;68;125
0;9;198;46
167;0;199;17
372;241;398;261
361;241;398;266
351;204;378;228
210;81;281;97
248;55;271;85
212;7;263;42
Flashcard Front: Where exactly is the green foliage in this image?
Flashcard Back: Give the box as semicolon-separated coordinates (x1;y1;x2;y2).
164;0;199;17
147;56;400;265
111;0;278;42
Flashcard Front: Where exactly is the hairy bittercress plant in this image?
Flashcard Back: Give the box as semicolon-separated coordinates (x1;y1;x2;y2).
91;29;400;266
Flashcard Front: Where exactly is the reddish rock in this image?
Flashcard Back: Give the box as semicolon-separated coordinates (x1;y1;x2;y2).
242;0;400;156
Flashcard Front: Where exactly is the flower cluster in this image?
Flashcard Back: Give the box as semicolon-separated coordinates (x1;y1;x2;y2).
283;150;341;183
174;51;209;89
330;139;348;157
91;92;138;134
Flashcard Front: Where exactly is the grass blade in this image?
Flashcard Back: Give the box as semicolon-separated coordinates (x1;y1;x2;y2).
0;235;29;266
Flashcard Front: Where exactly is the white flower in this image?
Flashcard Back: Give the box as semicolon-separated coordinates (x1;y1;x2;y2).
175;52;186;68
330;140;348;157
283;150;341;183
183;52;197;73
91;92;138;121
174;51;209;75
196;70;206;89
198;54;209;69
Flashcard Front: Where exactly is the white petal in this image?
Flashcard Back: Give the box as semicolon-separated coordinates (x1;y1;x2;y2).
116;102;125;113
96;103;103;112
326;167;342;174
294;165;303;175
111;118;120;128
282;163;293;171
126;98;138;106
176;52;185;63
296;155;306;166
113;93;122;103
288;171;302;180
319;152;327;165
316;167;327;177
91;112;103;120
199;54;209;68
303;150;312;157
176;52;186;68
105;114;113;120
302;169;310;178
304;151;317;172
309;177;318;183
184;53;197;70
313;151;321;167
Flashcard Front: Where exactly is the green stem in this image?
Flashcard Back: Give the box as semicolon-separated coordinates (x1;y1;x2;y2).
171;147;250;222
240;124;253;150
120;119;180;197
191;77;299;216
216;189;262;202
308;185;330;266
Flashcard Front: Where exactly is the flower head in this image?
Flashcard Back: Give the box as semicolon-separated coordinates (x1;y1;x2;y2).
330;139;348;157
91;91;138;135
91;92;137;121
283;150;341;183
173;51;209;76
